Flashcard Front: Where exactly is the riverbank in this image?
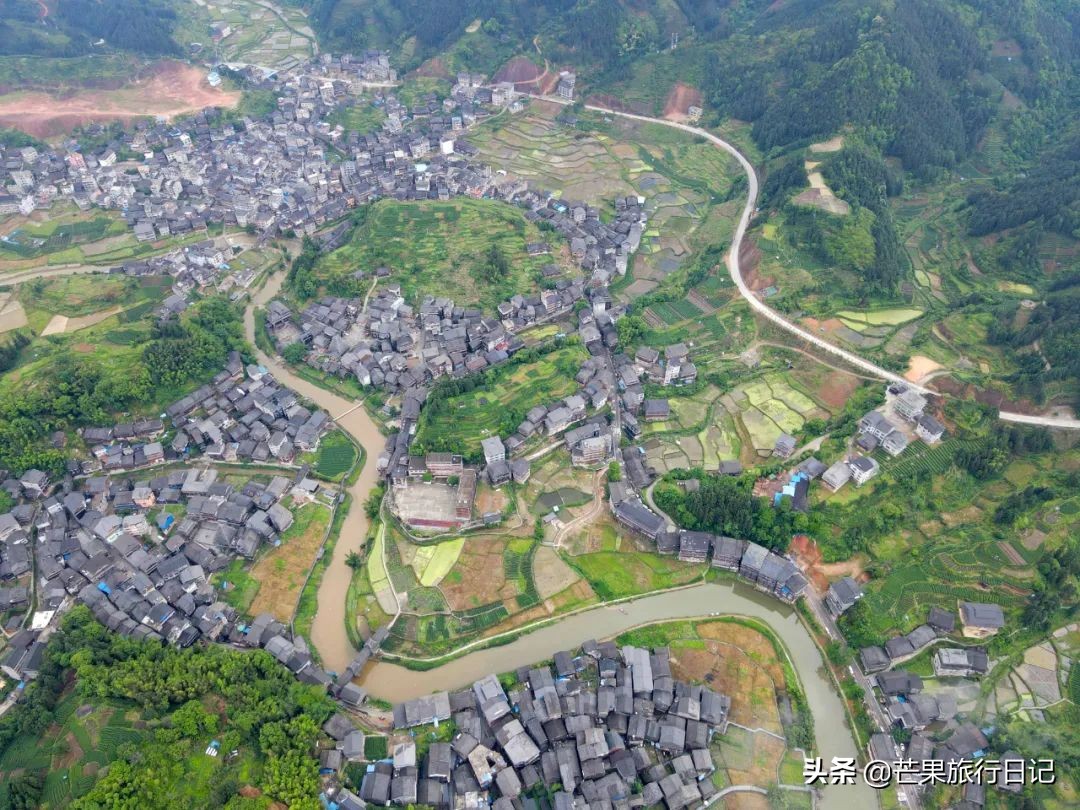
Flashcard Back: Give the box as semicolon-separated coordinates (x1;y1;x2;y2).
365;581;871;808
244;269;392;675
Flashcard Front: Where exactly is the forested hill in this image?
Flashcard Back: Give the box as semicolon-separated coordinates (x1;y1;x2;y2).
0;0;181;58
308;0;1077;178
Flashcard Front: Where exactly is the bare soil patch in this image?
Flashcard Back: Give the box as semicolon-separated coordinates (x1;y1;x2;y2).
0;60;240;138
991;39;1023;57
56;731;84;769
809;135;845;153
723;795;770;810
413;57;451;79
663;82;702;122
440;538;507;611
249;504;329;622
941;505;982;528
740;239;771;291
40;306;122;336
494;57;545;89
1021;529;1047;551
532;545;580;598
791;363;858;411
789;534;867;594
0;293;29;334
475;486;509;516
905;355;944;383
73;342;95;353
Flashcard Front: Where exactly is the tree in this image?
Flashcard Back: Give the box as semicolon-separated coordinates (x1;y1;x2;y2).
283;342;308;364
476;243;510;284
616;315;648;348
345;551;363;570
607;462;622;482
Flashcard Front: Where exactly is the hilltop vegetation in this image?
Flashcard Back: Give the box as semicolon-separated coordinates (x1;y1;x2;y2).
0;0;182;58
0;289;244;476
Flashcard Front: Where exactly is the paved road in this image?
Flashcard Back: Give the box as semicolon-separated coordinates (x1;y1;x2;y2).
565;99;1080;432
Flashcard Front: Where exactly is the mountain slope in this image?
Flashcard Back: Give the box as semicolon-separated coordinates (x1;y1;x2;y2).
0;0;181;58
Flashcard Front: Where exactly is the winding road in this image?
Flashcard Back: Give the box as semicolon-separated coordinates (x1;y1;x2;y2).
569;100;1080;431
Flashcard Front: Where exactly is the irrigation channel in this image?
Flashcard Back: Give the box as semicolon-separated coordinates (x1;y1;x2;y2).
245;275;875;810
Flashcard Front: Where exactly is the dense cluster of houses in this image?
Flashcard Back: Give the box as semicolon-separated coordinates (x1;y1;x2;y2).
71;352;331;474
266;281;593;394
365;641;731;809
858;604;997;725
0;453;332;680
1;50;505;248
869;723;1026;804
857;602;1014;804
4;49;637;306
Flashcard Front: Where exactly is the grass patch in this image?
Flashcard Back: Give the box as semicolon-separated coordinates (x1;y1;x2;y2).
312;430;358;482
568;551;704;600
314;197;561;311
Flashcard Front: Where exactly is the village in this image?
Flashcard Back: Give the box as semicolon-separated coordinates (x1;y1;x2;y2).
0;32;1046;810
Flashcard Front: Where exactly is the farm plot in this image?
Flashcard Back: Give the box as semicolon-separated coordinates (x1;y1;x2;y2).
0;210;128;263
248;503;331;622
311;430;357;481
569;550;704;600
438;536;510;611
470;109;637;203
644;386;722;435
731;374;827;455
316;198;562;311
416;343;588;458
410;538;465;587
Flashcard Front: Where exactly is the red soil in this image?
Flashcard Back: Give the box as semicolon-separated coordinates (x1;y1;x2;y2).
0;60;240;139
413;57;451;79
493;56;544;88
739;239;772;291
663;82;702;121
790;534;869;595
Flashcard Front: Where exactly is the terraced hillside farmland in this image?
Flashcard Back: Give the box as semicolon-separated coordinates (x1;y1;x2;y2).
640;362;844;473
176;0;317;68
826;441;1080;654
470;103;741;298
314;197;567;310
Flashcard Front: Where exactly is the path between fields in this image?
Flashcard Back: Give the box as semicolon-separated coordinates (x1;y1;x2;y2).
645;481;677;532
525;92;1080;431
552;469;606;547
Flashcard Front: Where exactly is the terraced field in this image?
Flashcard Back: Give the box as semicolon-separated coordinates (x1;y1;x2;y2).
316;197;563;310
471;104;739;297
731;374;829;456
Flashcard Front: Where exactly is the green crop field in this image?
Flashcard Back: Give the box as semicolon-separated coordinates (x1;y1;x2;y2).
414;342;588;458
316;198;560;310
415;538;465;587
0;211;127;262
313;430;358;481
569;550;704;600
